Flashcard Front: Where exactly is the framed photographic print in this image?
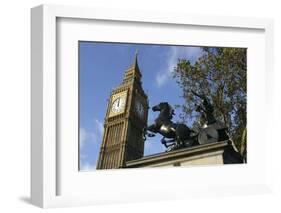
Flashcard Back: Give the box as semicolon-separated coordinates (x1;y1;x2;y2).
31;4;274;208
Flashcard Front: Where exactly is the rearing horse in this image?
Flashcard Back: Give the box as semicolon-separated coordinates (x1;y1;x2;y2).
143;102;197;150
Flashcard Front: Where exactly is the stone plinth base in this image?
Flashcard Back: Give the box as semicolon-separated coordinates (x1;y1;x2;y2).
126;141;229;168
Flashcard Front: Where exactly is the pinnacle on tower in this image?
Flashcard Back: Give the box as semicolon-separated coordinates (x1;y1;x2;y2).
122;50;142;84
129;49;141;75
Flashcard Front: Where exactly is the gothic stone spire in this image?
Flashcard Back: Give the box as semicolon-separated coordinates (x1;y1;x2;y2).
122;50;142;84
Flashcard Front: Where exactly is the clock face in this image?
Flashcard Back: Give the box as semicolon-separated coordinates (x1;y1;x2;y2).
135;100;145;118
109;91;128;118
111;97;126;113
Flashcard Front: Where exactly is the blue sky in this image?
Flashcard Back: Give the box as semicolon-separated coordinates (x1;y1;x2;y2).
79;41;203;171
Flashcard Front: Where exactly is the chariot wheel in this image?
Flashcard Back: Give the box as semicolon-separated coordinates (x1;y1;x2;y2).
198;126;219;144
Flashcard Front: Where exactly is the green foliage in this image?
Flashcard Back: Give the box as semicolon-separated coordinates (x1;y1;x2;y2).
173;47;247;157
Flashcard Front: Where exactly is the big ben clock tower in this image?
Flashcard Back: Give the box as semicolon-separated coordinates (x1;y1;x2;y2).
96;52;148;169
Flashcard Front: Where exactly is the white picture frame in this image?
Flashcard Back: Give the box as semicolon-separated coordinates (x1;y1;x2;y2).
31;4;274;208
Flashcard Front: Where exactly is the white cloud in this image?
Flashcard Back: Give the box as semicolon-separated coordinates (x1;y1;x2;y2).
156;46;203;87
156;72;169;88
94;119;104;135
79;119;104;148
79;119;104;171
80;161;96;171
79;128;87;147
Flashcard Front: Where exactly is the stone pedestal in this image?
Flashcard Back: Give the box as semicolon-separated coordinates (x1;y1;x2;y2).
126;141;229;168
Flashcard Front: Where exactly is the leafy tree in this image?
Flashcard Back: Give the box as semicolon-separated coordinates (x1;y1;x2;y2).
173;47;247;160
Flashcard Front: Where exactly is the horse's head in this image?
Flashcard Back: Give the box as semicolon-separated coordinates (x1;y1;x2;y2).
152;102;175;118
152;102;167;112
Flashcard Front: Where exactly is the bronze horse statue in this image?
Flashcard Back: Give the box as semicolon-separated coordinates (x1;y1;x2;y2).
142;102;198;150
142;96;243;163
142;95;229;151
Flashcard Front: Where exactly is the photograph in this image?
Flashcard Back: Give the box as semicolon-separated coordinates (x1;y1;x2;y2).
78;42;247;171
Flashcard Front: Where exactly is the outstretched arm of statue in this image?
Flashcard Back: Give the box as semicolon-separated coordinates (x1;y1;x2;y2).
191;89;213;111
